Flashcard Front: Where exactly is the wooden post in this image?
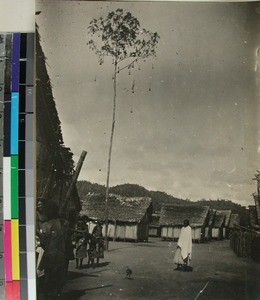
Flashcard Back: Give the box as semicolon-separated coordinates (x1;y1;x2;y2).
61;150;87;213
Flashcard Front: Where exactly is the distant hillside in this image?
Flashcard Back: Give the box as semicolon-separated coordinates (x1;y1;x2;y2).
110;183;150;197
197;199;245;212
77;181;248;225
77;180;105;195
77;181;191;211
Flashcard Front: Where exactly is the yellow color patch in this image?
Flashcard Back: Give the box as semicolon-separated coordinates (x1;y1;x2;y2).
11;219;20;280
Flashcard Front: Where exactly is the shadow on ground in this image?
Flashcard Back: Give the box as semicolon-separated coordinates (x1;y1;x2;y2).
62;285;113;300
67;271;100;280
81;261;110;269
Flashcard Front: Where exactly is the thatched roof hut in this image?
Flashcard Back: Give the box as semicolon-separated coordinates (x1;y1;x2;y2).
208;209;216;226
80;193;152;242
159;204;210;227
149;213;161;237
221;210;232;227
212;210;228;239
159;205;210;242
213;211;226;228
80;193;152;222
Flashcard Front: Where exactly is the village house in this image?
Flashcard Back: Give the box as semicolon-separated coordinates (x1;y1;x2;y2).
220;210;232;238
148;213;161;237
212;210;226;239
159;204;210;243
205;209;216;241
80;193;152;242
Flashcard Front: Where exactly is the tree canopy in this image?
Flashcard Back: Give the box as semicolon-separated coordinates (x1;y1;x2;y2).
87;8;160;67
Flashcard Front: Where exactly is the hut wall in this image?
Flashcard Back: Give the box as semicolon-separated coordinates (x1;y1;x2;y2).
116;225;126;239
161;226;168;238
205;227;209;240
167;227;173;238
88;221;140;241
149;227;158;237
173;227;181;239
108;223;115;237
149;226;161;237
212;228;219;238
212;227;223;239
192;227;202;241
161;226;181;240
125;225;138;240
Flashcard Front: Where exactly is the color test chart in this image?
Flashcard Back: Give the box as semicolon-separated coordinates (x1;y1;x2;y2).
0;33;36;300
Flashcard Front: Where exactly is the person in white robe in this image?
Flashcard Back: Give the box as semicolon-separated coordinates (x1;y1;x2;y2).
173;219;192;271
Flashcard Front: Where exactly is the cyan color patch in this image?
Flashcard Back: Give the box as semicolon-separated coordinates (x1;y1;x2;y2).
11;92;19;155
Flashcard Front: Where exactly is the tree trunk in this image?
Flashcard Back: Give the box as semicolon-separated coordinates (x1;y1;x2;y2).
104;60;117;250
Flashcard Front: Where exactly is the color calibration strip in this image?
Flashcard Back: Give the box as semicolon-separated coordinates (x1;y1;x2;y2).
1;33;36;300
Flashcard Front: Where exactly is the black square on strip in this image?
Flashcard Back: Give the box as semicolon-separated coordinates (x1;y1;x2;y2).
20;34;27;59
19;225;27;252
19;170;25;198
19;197;26;225
19;85;26;113
19;61;26;85
19;141;25;169
19;114;26;141
20;252;28;279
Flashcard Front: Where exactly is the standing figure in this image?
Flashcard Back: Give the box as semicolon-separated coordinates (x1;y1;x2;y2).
36;198;48;236
74;219;89;269
39;202;69;299
173;219;192;271
88;222;104;267
36;198;48;298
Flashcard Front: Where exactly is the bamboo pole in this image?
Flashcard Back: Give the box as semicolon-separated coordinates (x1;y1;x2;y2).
61;150;87;213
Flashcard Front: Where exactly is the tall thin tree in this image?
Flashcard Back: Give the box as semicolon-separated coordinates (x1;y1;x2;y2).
87;9;160;247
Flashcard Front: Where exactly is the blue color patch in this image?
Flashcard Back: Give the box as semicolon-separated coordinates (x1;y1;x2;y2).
11;92;19;155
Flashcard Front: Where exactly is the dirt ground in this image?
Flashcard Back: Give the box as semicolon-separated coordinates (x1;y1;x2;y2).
61;238;260;300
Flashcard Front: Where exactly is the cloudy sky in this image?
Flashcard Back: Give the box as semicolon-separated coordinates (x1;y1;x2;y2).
36;0;260;206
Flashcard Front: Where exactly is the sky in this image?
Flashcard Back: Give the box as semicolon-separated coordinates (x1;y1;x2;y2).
36;0;260;206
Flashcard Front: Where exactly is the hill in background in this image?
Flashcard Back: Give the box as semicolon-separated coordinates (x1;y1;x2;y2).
77;181;247;221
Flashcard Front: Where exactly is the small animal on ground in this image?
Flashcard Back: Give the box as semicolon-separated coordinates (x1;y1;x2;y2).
125;266;132;279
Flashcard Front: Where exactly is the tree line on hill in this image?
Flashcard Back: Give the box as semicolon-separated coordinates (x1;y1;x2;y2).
77;180;248;225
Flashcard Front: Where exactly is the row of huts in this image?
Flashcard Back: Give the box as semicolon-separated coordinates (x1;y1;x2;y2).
79;193;240;243
150;205;239;242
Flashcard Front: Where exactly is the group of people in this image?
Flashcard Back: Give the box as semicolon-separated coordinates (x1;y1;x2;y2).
36;198;105;299
35;197;192;298
73;219;104;269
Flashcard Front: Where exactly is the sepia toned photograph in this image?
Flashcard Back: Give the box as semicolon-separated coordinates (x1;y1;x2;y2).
35;1;260;299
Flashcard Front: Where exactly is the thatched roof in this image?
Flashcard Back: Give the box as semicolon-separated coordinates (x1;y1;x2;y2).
229;214;240;229
159;205;210;227
80;193;152;223
218;210;232;226
208;209;216;226
213;210;226;228
149;213;160;227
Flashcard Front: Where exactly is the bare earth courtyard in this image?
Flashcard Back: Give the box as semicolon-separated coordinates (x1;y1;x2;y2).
61;238;260;300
